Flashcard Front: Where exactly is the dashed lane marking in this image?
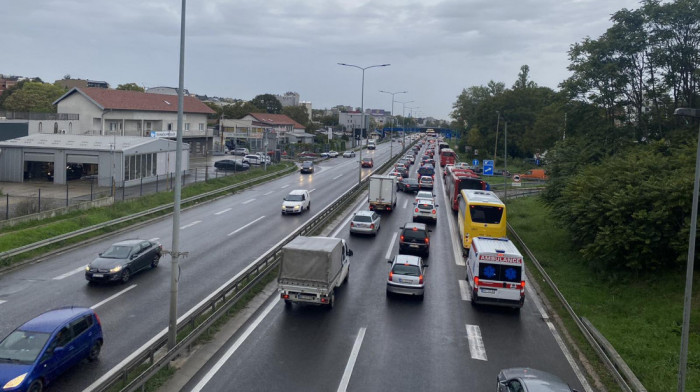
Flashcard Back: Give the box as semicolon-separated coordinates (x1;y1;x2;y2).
466;324;487;361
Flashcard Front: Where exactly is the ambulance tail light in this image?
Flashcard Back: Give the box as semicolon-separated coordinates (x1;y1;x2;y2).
474;276;479;287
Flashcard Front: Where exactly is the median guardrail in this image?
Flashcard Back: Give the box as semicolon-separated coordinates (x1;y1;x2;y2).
87;143;413;392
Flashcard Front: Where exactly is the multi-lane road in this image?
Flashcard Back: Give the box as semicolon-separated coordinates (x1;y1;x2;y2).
0;140;591;391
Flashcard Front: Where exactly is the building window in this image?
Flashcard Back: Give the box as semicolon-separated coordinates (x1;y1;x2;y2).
185;123;190;131
167;123;173;131
54;122;58;133
38;122;43;133
69;122;72;133
199;123;204;131
146;121;152;130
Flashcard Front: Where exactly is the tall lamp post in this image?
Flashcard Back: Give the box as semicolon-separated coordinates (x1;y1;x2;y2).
379;90;407;158
397;100;414;150
674;107;700;392
338;62;390;185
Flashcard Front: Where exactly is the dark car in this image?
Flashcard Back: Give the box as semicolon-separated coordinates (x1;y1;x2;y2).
214;159;250;171
300;161;314;174
397;177;420;192
417;164;435;180
85;239;162;284
398;222;431;257
395;166;409;178
361;157;374;168
47;163;84;181
497;368;579;392
0;307;103;392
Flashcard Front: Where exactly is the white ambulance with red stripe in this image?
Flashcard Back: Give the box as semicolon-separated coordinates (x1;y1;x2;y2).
466;237;525;309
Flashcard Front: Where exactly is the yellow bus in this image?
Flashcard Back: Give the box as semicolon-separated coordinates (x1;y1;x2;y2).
457;190;506;251
426;128;436;137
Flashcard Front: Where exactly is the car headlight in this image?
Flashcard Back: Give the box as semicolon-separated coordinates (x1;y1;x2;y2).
110;265;123;273
294;205;301;210
4;373;27;389
85;265;91;272
282;205;286;210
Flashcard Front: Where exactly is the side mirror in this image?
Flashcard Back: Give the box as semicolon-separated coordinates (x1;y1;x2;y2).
53;346;65;354
435;204;439;207
347;249;354;256
130;254;137;260
423;264;429;268
387;259;393;264
98;253;103;257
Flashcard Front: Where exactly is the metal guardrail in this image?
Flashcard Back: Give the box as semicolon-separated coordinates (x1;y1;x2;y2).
0;165;297;264
88;143;412;392
508;224;643;392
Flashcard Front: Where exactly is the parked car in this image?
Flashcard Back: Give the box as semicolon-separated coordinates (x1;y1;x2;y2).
413;198;438;224
85;239;162;284
343;150;356;158
398;222;431;257
349;210;381;236
300;161;314;174
328;150;339;158
298;151;318;159
243;154;262;165
497;368;579;392
418;175;434;189
0;307;103;392
232;147;249;155
397;177;420;192
361;157;374;168
282;189;311;215
214;159;250;171
386;254;427;299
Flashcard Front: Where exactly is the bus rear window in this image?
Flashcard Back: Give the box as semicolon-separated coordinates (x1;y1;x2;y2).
478;263;522;282
469;205;503;224
459;179;484;191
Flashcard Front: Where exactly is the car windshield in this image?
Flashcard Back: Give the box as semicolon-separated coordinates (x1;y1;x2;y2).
353;215;372;223
102;245;131;258
302;162;312;168
404;179;418;184
392;264;420;276
362;158;372;162
0;330;51;364
285;194;303;201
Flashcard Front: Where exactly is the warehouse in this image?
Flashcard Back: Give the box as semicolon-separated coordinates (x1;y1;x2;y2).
0;134;188;186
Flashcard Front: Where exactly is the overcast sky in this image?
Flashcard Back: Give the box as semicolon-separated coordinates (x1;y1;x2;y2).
3;0;643;120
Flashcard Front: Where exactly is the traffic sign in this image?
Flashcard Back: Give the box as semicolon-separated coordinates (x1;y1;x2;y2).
512;174;521;182
445;131;452;139
483;160;494;176
472;159;479;166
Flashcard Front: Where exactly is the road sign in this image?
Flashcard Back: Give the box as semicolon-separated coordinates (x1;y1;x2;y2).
445;131;452;139
472;159;479;166
483;160;494;176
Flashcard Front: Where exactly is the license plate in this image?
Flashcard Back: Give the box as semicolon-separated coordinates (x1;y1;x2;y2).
398;278;413;284
480;288;495;294
92;273;104;278
410;244;419;248
298;294;315;300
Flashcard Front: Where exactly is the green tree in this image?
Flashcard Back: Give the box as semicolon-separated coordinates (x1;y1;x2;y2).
250;94;283;114
3;82;66;112
282;105;310;126
222;101;262;119
512;65;538;89
116;83;145;92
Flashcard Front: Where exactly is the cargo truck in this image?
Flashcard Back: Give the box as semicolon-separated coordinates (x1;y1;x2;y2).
278;236;353;308
368;175;397;212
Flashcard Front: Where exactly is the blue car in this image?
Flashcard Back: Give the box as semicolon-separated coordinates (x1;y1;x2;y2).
0;307;103;392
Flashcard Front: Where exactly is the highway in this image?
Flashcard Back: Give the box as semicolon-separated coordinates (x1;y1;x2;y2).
0;139;590;392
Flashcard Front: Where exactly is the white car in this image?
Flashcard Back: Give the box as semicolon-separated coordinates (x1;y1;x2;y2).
413;198;438;224
415;191;435;204
328;150;339;158
386;254;427;299
343;150;356;158
349;210;381;236
282;189;311;215
243;154;262;165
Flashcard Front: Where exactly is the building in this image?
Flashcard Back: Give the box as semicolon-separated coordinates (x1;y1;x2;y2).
54;78;109;89
221;113;312;151
146;86;190;96
338;111;369;135
275;92;300;107
0;134;187;186
0;75;20;95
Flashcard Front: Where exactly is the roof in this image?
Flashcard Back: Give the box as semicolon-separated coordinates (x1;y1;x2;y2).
461;190;504;205
54;87;215;115
20;307;92;333
288;189;308;195
393;254;422;265
354;210;376;217
246;113;305;129
0;134;170;152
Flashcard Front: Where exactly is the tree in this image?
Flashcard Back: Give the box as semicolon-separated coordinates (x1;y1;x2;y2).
282;105;310;126
250;94;282;114
2;82;66;112
512;65;538;89
222;101;262;119
116;83;145;92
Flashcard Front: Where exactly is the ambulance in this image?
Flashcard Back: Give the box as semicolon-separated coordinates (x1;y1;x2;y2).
466;237;525;309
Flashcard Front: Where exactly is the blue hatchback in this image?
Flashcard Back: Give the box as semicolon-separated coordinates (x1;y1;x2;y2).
0;307;103;392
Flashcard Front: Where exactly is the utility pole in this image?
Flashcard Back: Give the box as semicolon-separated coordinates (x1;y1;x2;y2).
494;111;500;163
380;90;407;158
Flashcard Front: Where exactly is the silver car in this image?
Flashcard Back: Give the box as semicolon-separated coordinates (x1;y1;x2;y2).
497;368;579;392
349;210;381;236
386;254;427;299
413;198;438;224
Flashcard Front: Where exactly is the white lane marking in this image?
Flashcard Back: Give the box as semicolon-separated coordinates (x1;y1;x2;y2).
458;280;471;301
215;208;232;215
263;191;274;196
385;233;398;260
90;285;137;310
53;266;86;280
337;327;367;392
243;199;255;204
228;216;266;236
190;297;280;392
180;220;202;230
0;300;6;305
403;199;408;209
529;286;593;392
466;324;487;361
331;197;368;238
333;174;343;180
281;184;289;189
149;237;160;242
309;188;316;193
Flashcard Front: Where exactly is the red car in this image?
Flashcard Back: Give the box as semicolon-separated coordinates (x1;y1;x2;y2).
361;157;374;168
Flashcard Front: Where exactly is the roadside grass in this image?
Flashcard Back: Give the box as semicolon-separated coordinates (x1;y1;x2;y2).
0;163;296;264
507;196;700;392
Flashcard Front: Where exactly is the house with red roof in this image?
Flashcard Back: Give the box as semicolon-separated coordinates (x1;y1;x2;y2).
52;87;215;154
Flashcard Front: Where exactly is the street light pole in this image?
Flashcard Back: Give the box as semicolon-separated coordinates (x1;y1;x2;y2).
380;90;407;158
494;111;500;163
338;63;390;185
674;107;700;392
397;100;414;151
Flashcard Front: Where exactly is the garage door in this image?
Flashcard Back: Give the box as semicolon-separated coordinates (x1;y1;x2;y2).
24;152;54;162
67;154;99;164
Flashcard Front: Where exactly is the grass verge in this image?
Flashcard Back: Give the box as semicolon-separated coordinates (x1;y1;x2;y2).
507;196;700;392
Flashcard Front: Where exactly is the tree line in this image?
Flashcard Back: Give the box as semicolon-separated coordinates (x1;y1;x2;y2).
451;0;700;275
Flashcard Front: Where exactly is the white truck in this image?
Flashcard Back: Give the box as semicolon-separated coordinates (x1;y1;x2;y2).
278;236;353;308
368;175;397;212
367;140;376;150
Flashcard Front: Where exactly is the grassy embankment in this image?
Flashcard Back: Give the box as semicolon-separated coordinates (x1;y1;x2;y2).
508;196;700;392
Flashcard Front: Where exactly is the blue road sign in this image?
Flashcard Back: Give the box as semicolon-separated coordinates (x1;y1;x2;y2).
483;160;494;176
445;131;452;139
472;159;479;166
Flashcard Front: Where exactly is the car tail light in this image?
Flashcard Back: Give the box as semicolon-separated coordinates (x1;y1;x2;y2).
281;293;289;299
369;205;374;210
350;222;355;227
400;235;405;241
370;224;375;229
419;275;424;284
474;276;479;286
415;208;419;213
321;297;328;303
424;237;430;244
389;271;394;281
432;209;436;214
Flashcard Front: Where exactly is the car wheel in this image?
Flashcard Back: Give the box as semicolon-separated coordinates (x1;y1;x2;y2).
328;292;335;309
88;341;102;361
151;254;160;269
284;300;292;308
28;380;43;392
418;294;424;302
120;268;131;284
344;267;350;284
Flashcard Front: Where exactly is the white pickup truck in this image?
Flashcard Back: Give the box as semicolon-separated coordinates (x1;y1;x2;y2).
278;236;353;308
